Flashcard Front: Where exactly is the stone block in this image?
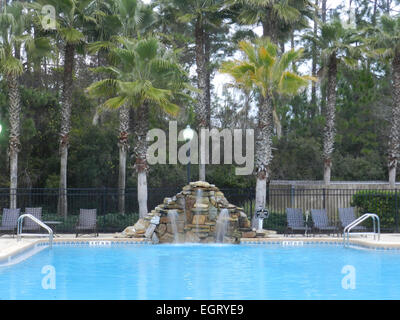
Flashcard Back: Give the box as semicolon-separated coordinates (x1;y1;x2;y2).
192;214;207;225
156;223;167;237
242;231;256;238
184;231;200;243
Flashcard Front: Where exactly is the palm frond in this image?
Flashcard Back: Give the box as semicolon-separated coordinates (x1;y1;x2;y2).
0;56;23;76
86;78;119;98
59;27;85;44
103;95;129;110
279;71;309;95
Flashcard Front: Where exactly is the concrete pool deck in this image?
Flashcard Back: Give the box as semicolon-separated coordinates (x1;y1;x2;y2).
1;233;400;260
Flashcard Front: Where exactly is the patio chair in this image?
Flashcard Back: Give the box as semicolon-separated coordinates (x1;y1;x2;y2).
285;208;310;236
310;209;339;236
339;207;367;233
23;207;43;232
76;209;98;237
0;208;20;237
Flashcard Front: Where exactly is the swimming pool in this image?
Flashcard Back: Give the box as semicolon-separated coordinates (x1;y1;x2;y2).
1;243;400;299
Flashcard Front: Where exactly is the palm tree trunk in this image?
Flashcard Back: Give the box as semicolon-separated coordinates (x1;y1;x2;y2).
323;54;337;185
204;31;211;127
7;73;21;209
195;17;208;181
118;106;129;214
262;16;278;44
389;53;400;187
254;94;273;227
311;0;318;111
371;0;378;26
321;0;327;23
58;43;75;219
134;103;149;218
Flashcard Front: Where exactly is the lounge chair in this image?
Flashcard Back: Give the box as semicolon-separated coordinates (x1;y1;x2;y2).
75;209;98;237
23;207;42;232
310;209;339;236
285;208;310;236
339;207;367;233
0;208;20;237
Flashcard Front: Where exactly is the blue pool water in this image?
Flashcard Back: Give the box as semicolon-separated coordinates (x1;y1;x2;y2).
1;243;400;300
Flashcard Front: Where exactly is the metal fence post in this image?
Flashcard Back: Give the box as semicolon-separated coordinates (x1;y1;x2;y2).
290;185;295;208
395;189;399;233
103;187;107;215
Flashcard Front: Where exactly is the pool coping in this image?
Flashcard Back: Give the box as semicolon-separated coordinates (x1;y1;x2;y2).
1;235;400;266
0;237;151;266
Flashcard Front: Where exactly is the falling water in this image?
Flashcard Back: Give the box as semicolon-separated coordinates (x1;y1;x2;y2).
194;188;203;231
167;210;179;243
195;188;203;205
215;209;229;243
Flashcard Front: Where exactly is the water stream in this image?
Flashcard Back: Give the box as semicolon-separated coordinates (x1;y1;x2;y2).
215;208;229;243
167;210;179;243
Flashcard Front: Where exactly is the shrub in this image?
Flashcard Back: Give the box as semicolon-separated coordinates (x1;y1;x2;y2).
240;200;287;233
97;213;139;232
39;212;139;233
351;190;400;231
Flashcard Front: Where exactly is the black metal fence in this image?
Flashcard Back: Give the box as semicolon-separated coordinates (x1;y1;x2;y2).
0;187;255;233
0;187;399;233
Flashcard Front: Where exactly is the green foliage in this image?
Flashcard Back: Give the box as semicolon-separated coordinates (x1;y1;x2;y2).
366;14;400;61
220;38;313;99
332;66;389;181
0;0;399;194
36;212;139;232
241;199;287;234
87;37;191;115
264;212;287;234
97;213;139;231
351;190;400;231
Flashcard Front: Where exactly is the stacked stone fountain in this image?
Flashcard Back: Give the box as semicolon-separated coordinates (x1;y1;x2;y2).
116;181;258;243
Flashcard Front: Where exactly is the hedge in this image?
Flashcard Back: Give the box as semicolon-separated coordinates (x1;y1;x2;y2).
351;190;400;231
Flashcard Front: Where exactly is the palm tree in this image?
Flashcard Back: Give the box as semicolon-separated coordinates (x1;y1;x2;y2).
158;0;226;181
32;0;100;218
306;19;360;184
367;14;400;187
220;38;313;222
231;0;312;138
89;0;155;214
232;0;312;45
87;37;191;217
0;2;50;208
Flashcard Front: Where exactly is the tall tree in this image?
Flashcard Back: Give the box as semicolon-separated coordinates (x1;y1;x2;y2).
0;2;49;208
306;19;360;184
321;0;327;23
233;0;312;44
87;37;191;217
33;0;100;218
367;14;400;186
90;0;155;214
158;0;226;181
220;39;313;223
311;0;318;108
232;0;312;139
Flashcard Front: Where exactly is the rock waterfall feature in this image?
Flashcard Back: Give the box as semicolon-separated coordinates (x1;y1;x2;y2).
116;181;258;243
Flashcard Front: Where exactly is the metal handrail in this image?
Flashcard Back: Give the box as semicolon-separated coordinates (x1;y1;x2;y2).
343;213;380;246
17;214;53;248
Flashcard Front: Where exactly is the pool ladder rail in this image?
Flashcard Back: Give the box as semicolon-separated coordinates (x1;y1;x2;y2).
343;213;380;247
17;214;53;248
